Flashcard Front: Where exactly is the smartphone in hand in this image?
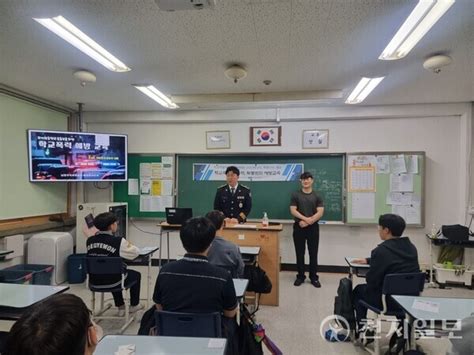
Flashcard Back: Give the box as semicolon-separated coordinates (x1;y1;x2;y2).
84;213;95;229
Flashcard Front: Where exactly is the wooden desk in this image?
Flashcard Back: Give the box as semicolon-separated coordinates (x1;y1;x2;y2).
221;223;282;306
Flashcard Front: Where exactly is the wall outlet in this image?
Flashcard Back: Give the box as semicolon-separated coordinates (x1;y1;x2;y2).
469;206;474;215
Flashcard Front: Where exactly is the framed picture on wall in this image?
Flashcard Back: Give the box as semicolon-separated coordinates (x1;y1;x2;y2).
250;126;282;146
302;129;329;149
206;130;230;149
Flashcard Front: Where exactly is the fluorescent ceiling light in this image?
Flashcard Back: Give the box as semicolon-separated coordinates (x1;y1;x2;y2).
379;0;455;60
33;16;130;72
345;77;384;104
134;85;179;109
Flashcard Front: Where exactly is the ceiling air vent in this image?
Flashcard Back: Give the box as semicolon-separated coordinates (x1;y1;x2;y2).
155;0;216;11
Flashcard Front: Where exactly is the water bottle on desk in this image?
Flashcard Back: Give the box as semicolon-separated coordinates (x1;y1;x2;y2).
262;212;269;227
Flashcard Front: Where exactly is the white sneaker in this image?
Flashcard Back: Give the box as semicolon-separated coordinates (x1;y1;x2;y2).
129;304;144;313
117;306;125;317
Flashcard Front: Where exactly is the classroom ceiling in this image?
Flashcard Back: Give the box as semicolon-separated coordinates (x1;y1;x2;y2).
0;0;473;112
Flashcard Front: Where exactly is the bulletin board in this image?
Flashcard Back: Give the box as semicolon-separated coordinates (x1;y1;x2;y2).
346;152;425;226
113;154;175;218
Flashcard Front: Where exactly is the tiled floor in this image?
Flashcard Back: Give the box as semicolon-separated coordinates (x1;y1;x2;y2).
2;268;472;354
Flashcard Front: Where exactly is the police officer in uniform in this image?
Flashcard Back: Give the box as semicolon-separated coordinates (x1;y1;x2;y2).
214;166;252;224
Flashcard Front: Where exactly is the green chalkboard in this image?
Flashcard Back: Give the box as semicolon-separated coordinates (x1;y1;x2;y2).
113;154;175;218
177;154;344;222
346;152;425;226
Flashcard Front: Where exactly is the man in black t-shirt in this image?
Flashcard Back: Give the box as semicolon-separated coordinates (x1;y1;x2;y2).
289;172;325;287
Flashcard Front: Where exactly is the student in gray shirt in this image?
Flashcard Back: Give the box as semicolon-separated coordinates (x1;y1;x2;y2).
206;210;245;278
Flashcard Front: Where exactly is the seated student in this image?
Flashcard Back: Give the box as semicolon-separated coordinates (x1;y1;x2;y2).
352;214;420;332
205;210;245;278
153;216;238;330
86;212;143;316
3;293;100;355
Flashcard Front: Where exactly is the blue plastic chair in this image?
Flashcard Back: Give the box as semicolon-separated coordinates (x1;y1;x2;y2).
155;310;222;337
85;257;137;333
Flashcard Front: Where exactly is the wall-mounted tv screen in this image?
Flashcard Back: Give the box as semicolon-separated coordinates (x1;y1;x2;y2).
28;130;127;182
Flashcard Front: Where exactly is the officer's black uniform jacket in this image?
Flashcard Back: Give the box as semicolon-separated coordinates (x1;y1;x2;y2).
214;184;252;223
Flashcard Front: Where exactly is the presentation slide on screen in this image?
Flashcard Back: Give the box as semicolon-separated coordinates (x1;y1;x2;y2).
28;130;127;182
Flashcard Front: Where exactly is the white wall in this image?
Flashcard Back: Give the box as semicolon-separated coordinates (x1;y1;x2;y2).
83;103;473;268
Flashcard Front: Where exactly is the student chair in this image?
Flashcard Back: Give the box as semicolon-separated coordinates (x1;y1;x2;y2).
85;257;137;334
155;310;222;337
357;272;425;355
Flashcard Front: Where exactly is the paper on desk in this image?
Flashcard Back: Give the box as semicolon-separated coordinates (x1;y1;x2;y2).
376;155;390;174
139;246;157;254
115;344;135;355
231;224;257;228
391;155;407;174
128;179;139;195
351;192;375;219
390;174;413;192
208;338;226;349
412;299;440;313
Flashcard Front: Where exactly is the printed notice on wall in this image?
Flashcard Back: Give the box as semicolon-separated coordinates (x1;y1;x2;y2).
140;195;173;212
128;178;139;195
349;167;376;192
139;163;151;179
390;174;414;192
151;163;162;179
140;179;151;194
351;192;375;219
161;180;173;196
376;155;390;174
390;155;407;174
407;155;419;174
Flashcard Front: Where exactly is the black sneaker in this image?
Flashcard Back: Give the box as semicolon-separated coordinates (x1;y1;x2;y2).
311;280;321;288
293;278;304;286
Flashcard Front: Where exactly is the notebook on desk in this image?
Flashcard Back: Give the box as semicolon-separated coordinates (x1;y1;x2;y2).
165;208;192;225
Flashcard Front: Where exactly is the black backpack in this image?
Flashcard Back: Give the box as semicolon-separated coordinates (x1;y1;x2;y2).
244;265;272;294
333;277;356;330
